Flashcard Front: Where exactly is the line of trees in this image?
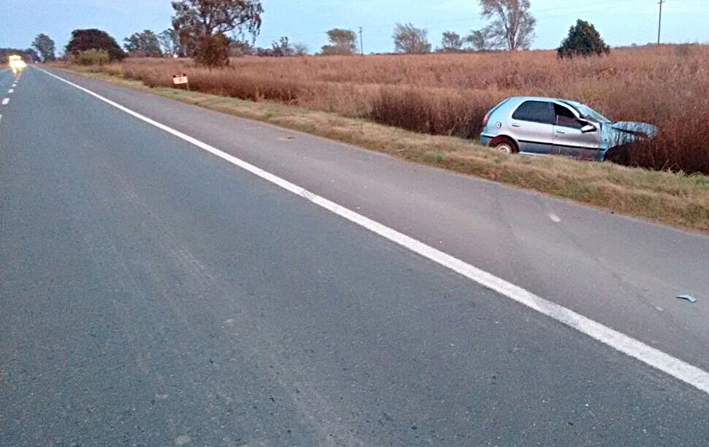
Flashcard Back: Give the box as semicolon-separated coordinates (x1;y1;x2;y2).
22;0;611;68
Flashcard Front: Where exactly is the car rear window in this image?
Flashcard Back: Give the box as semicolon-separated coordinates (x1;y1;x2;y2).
512;101;553;124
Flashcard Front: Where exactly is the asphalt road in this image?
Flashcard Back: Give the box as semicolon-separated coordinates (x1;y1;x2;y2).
1;67;708;446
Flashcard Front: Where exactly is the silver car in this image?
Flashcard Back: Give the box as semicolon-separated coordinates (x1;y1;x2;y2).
479;97;658;161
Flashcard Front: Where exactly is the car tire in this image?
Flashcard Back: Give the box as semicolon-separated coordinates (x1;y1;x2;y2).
490;137;518;155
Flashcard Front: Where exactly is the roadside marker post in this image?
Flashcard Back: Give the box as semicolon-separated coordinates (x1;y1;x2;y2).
172;73;190;91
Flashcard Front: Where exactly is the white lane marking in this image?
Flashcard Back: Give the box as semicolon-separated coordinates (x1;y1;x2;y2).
1;98;9;105
549;213;561;223
36;67;709;396
8;89;14;94
0;114;3;124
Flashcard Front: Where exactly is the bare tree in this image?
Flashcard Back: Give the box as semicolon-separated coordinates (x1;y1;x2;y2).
478;0;536;50
439;31;464;53
393;23;431;54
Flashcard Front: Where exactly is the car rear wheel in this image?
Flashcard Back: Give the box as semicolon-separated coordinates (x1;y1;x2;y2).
490;137;518;155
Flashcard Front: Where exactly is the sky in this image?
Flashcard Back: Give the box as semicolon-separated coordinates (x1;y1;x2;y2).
1;0;708;54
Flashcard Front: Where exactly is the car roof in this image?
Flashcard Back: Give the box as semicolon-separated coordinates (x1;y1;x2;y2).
507;96;575;104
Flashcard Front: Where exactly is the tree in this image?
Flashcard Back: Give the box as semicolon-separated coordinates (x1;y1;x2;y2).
465;27;500;51
293;42;309;56
478;0;536;50
321;28;358;55
124;30;163;57
159;29;182;56
32;34;56;62
171;0;264;67
229;38;254;56
439;31;464;53
393;23;431;54
271;36;294;57
557;19;610;59
66;29;126;61
194;32;230;66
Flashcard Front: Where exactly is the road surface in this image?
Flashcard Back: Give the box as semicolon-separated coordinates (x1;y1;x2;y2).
1;67;708;446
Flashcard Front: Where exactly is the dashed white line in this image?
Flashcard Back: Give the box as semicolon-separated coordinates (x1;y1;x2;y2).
8;89;14;94
549;213;561;223
1;98;9;105
35;66;709;397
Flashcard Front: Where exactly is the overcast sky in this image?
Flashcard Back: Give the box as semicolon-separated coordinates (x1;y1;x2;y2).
1;0;707;54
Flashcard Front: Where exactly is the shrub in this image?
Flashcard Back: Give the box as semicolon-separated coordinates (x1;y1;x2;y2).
675;43;694;57
71;49;110;66
558;20;610;59
193;33;230;68
66;29;126;61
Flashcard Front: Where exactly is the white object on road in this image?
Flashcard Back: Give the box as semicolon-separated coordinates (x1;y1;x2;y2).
36;67;709;397
2;98;9;105
677;295;698;304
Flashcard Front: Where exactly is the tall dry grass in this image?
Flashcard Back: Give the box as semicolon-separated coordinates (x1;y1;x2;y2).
82;45;709;174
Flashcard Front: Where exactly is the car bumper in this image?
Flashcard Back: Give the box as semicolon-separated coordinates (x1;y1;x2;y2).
479;134;493;146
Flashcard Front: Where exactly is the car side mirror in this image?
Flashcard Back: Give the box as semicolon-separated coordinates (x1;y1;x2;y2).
581;124;597;133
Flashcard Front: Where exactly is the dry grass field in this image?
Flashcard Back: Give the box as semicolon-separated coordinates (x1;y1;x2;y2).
83;44;709;174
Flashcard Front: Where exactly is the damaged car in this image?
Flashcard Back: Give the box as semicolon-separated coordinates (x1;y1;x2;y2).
479;97;658;161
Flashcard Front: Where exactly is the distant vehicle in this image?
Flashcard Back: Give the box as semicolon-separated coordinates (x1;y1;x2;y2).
480;97;658;161
9;55;27;70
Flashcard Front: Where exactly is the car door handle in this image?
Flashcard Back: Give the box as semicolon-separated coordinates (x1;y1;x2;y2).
511;123;521;128
556;129;566;134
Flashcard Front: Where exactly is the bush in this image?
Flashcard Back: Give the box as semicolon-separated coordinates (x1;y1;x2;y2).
71;49;110;66
66;29;126;62
193;33;230;68
675;43;694;57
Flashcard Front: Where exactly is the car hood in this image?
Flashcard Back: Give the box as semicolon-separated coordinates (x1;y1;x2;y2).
609;121;658;138
601;121;658;148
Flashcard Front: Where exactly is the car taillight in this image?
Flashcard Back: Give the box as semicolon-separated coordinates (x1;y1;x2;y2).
482;111;491;128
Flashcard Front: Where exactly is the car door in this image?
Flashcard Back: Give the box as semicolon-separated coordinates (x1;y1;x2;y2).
551;103;602;160
509;100;554;155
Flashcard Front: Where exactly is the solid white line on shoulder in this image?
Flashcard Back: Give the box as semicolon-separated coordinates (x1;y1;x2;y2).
36;67;709;397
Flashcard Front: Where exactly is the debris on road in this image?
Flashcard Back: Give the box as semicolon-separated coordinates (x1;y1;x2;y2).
676;294;698;304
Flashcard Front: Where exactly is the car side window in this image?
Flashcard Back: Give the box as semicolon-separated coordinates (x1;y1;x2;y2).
511;101;554;125
554;104;584;129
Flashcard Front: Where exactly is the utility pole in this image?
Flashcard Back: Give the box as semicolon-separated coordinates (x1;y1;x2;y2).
359;26;364;55
657;0;666;45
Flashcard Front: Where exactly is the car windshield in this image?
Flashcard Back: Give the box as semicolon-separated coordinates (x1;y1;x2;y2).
562;101;612;124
